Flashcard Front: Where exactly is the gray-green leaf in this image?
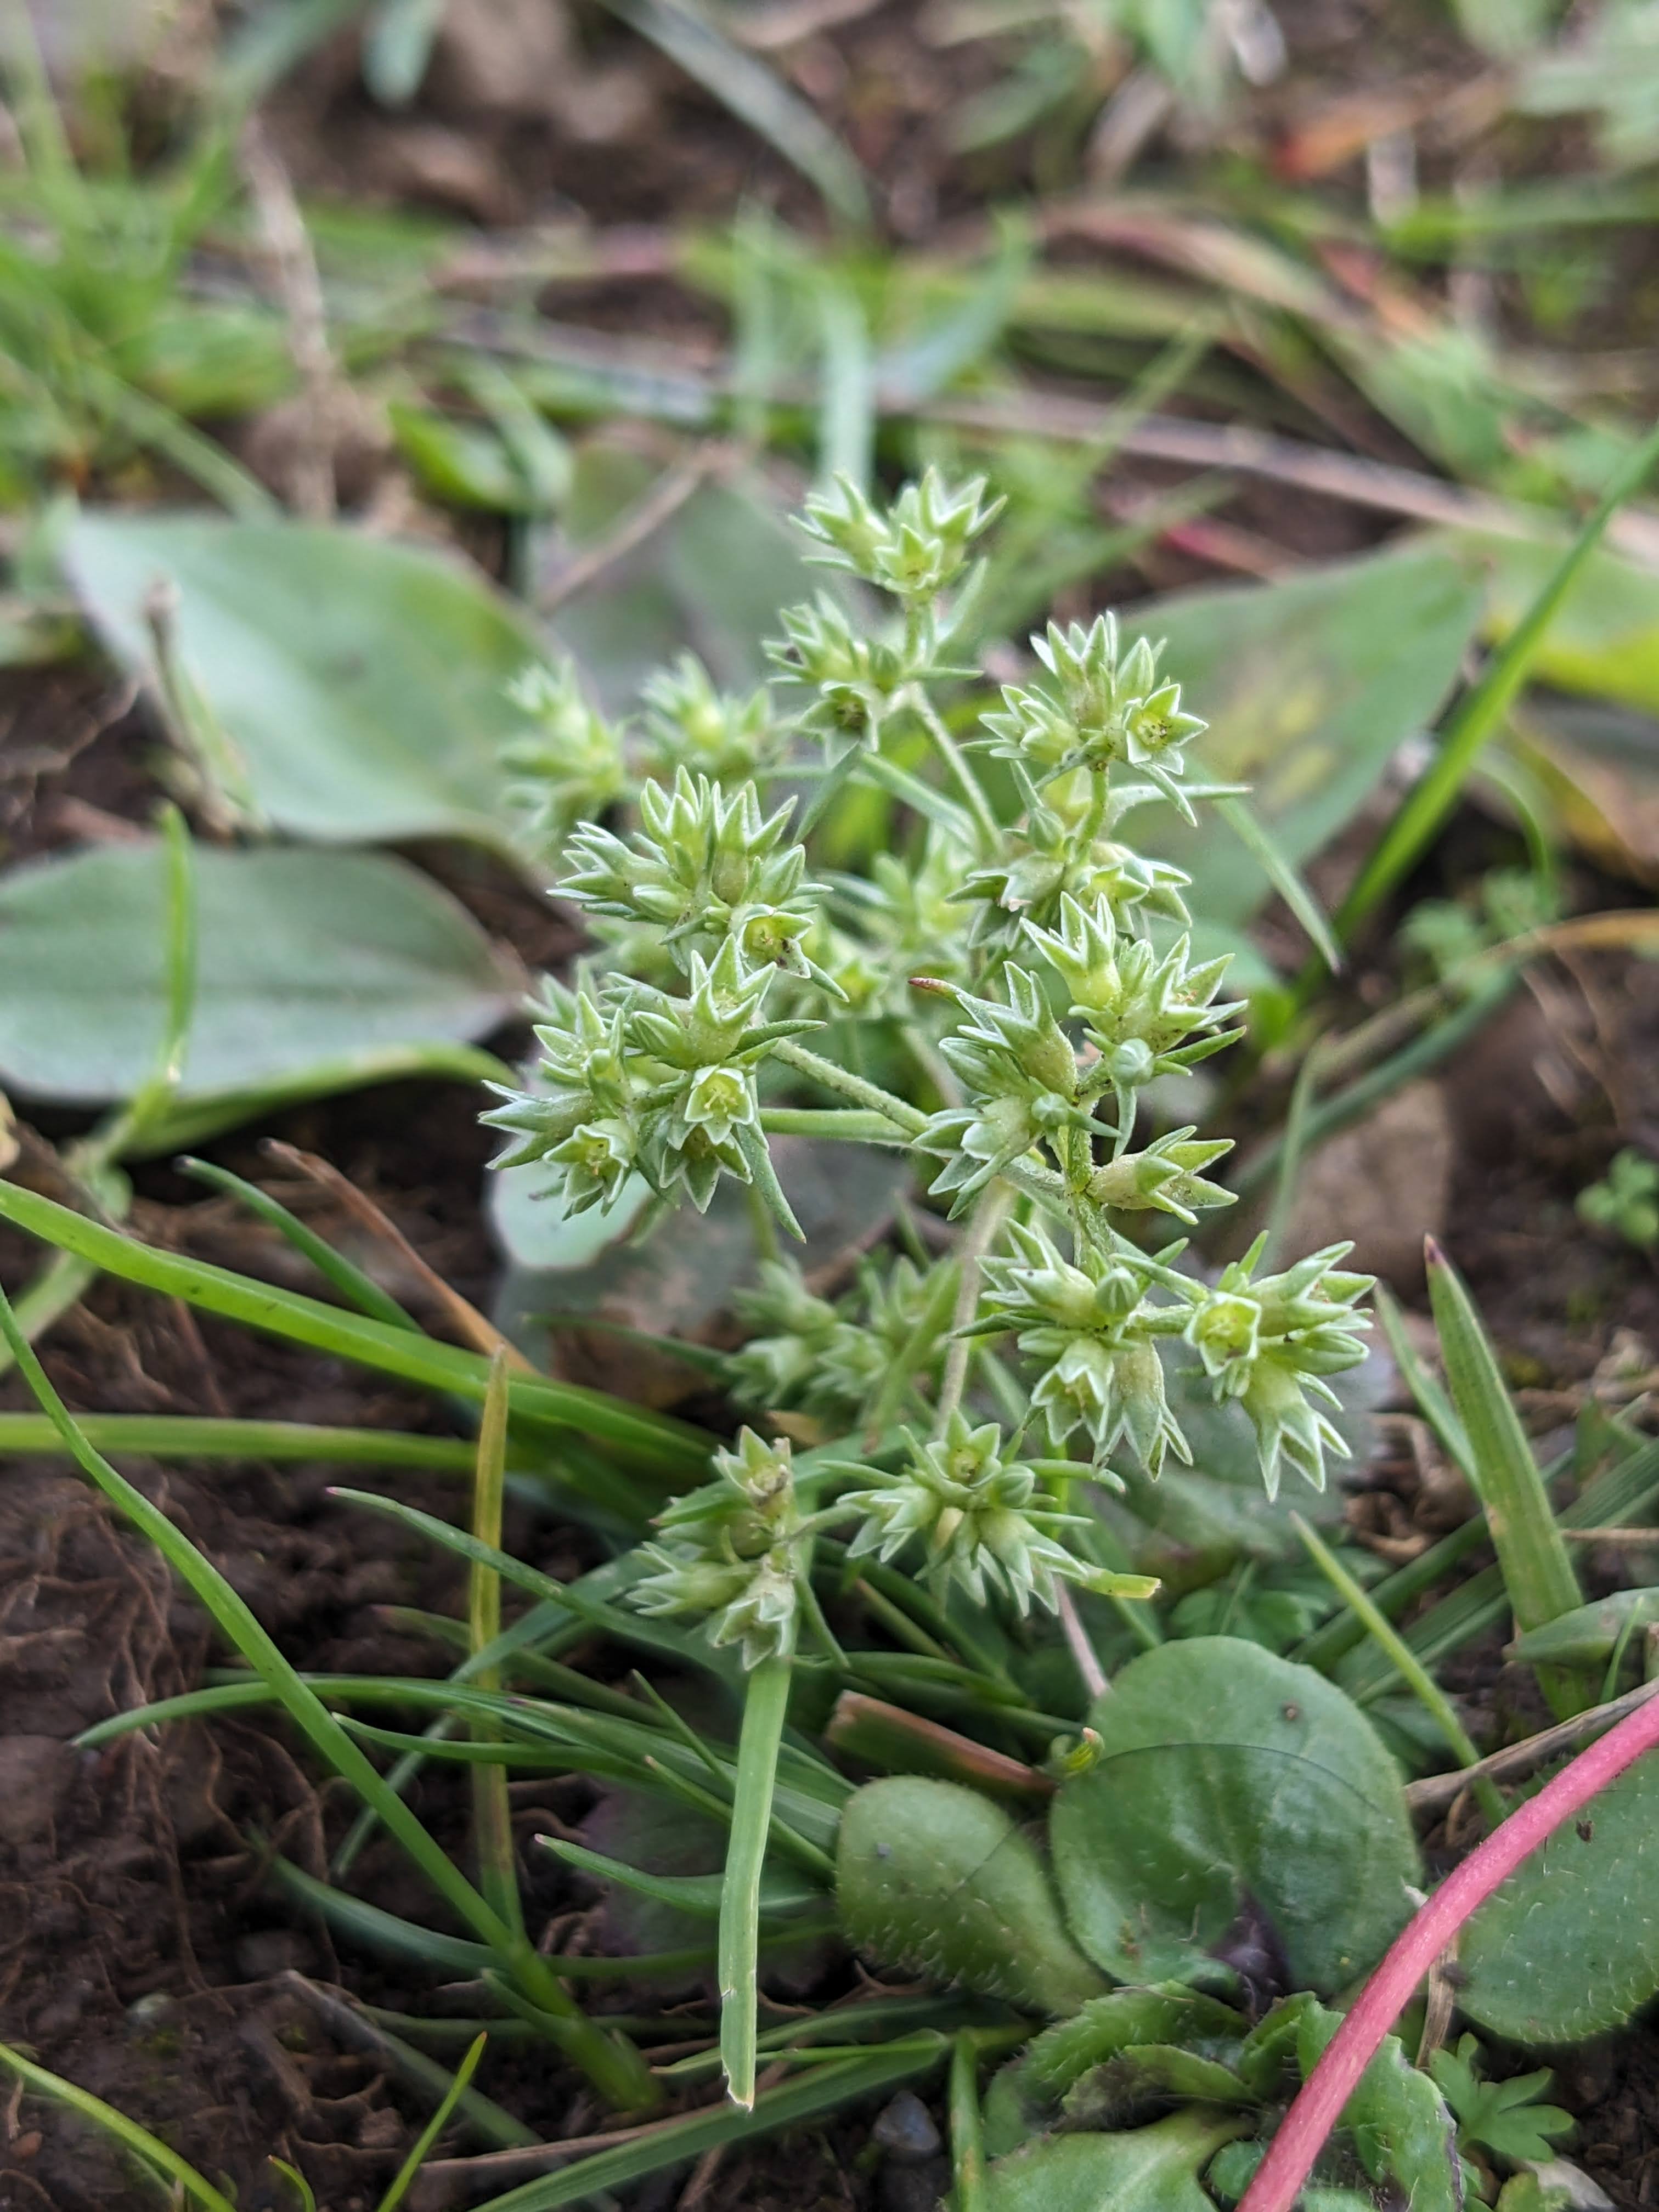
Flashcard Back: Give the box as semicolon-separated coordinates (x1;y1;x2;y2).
1126;546;1483;927
0;842;517;1108
64;515;543;846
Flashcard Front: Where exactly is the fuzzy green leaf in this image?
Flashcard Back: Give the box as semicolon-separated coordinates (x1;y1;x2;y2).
1459;1752;1659;2042
836;1778;1107;2017
983;2111;1248;2212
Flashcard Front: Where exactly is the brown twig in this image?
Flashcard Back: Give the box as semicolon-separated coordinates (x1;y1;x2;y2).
261;1142;537;1372
1404;1675;1659;1814
539;444;733;612
238;121;339;520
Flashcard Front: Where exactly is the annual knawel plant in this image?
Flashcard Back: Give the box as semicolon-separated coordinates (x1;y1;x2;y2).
484;469;1378;2105
9;471;1659;2212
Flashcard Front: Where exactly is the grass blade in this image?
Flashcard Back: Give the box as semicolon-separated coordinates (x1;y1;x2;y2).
597;0;869;226
1215;794;1342;974
0;2041;236;2212
179;1155;418;1331
0;1412;475;1468
1291;1512;1503;1825
949;2030;988;2212
0;1279;653;2110
1331;416;1659;949
471;1352;524;1940
377;2034;490;2207
1424;1239;1588;1716
461;2037;952;2212
0;1178;709;1477
721;1650;795;2108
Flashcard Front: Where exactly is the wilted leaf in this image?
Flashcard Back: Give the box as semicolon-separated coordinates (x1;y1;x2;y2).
64;514;544;846
1459;1753;1659;2043
983;2111;1248;2212
0;841;517;1107
985;1985;1249;2154
1050;1638;1420;1993
836;1776;1107;2017
1126;546;1483;925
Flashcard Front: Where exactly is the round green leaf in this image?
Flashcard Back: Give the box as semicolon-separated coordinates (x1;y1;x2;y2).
0;841;518;1105
836;1777;1106;2017
64;515;544;845
1459;1753;1659;2044
1050;1638;1420;1994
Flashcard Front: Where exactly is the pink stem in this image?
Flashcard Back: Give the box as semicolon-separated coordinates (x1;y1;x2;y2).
1237;1685;1659;2212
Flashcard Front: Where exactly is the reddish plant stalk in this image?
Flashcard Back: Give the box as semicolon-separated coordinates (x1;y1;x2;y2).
1237;1687;1659;2212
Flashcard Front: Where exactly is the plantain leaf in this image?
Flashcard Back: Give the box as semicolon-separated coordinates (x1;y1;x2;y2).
64;513;543;846
1050;1638;1420;1994
0;840;517;1109
836;1777;1106;2017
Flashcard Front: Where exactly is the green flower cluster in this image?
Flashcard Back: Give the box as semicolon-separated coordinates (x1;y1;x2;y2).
634;1428;806;1667
981;613;1207;810
839;1413;1112;1615
1185;1233;1374;1497
481;939;814;1224
726;1254;953;1430
503;655;783;865
563;768;828;983
488;468;1375;1664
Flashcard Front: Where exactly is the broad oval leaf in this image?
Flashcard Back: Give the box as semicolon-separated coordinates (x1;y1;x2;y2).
0;841;518;1105
836;1776;1106;2017
1126;546;1483;926
1459;1753;1659;2043
1050;1638;1420;1993
64;514;544;845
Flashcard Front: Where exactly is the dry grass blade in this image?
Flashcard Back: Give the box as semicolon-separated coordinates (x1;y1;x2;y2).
1406;1676;1659;1813
263;1141;537;1372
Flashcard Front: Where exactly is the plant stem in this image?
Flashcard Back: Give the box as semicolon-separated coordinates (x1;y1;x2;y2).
721;1652;795;2110
1236;1681;1659;2212
933;1184;1014;1437
906;681;1001;852
771;1039;928;1134
949;2032;988;2212
759;1107;911;1143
